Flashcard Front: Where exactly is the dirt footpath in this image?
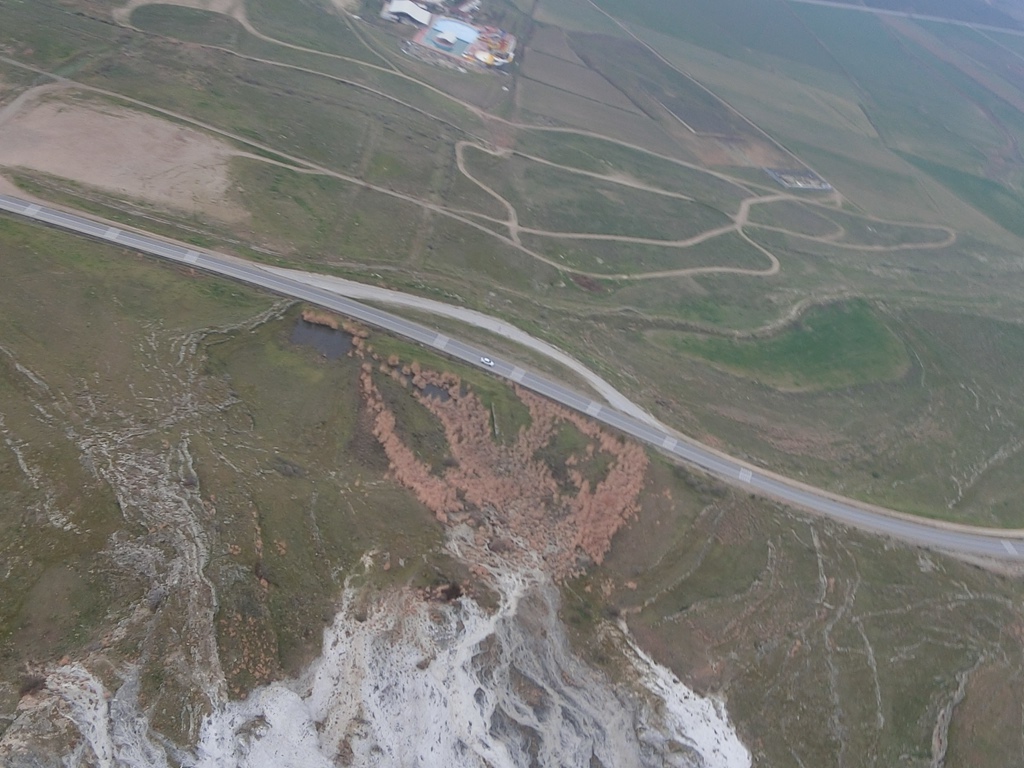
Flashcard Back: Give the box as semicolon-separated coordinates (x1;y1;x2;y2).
0;89;246;222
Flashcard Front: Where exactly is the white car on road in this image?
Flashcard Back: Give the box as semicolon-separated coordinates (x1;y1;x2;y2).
480;357;494;367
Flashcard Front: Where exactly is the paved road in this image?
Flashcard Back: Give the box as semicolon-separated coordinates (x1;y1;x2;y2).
2;192;1022;561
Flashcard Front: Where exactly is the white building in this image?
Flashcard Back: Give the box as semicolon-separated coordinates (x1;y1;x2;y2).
380;0;433;26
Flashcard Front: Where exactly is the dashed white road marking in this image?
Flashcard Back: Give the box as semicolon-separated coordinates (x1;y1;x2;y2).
184;250;200;264
433;333;449;350
1002;539;1018;555
24;204;40;215
662;436;678;451
510;366;526;383
104;227;121;241
585;401;601;416
739;468;753;483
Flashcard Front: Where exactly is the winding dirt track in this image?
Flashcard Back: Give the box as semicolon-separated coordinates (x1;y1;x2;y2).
1;0;957;284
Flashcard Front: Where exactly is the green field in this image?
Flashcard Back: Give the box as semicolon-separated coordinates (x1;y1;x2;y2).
245;0;385;61
650;299;908;390
131;4;246;48
3;0;1023;534
898;152;1024;239
744;198;843;237
748;198;954;246
462;147;732;239
575;460;1024;767
520;229;769;275
7;0;1024;761
513;130;754;207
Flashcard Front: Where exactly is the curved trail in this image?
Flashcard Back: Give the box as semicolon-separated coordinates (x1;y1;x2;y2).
0;61;774;281
1;192;1022;566
0;64;953;285
454;140;782;277
1;58;773;281
114;2;958;268
94;1;957;282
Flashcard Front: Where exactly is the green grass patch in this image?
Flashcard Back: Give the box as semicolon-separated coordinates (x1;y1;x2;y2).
484;385;533;445
653;299;908;390
421;215;562;294
462;147;732;240
0;0;122;71
566;30;753;137
231;158;422;264
245;0;381;62
366;334;532;444
663;529;768;610
131;4;245;47
787;5;1004;168
748;199;953;246
898;152;1024;238
533;0;626;35
595;0;844;77
375;372;452;472
745;199;844;238
534;422;612;491
514;131;750;209
521;229;767;275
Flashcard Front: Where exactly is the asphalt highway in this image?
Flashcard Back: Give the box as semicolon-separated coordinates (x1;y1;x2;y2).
2;192;1022;561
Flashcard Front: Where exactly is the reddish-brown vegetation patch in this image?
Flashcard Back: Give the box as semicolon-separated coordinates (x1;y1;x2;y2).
300;308;340;329
570;273;606;293
218;604;282;697
360;356;648;580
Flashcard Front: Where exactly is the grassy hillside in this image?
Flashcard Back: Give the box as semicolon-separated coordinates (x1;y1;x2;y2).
2;0;1024;522
2;216;1022;766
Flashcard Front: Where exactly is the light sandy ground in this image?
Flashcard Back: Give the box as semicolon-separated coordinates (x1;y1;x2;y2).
0;174;32;197
0;90;246;222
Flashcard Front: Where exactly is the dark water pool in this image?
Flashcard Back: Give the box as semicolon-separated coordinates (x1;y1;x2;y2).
420;382;451;401
289;319;353;359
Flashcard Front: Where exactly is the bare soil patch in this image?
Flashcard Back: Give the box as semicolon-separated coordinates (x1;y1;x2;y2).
0;173;32;198
0;94;246;222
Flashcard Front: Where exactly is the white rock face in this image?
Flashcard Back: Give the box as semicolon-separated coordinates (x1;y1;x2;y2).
193;570;750;768
8;569;749;768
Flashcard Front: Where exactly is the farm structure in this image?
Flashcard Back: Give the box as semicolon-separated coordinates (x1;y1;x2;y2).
401;14;516;70
765;168;832;191
380;0;432;26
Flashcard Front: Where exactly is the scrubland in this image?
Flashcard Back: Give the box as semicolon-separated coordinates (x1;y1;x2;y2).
4;0;1024;763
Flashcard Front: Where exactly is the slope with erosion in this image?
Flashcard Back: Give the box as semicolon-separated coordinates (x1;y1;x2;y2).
3;0;1024;761
1;221;1023;765
0;219;754;765
2;0;1023;523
